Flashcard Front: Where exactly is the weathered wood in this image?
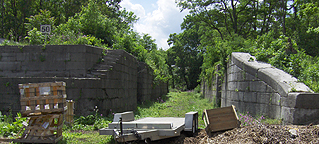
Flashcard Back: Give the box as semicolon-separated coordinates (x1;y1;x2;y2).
16;82;67;144
203;105;240;134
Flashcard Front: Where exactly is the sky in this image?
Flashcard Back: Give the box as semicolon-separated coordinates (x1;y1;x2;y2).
120;0;189;50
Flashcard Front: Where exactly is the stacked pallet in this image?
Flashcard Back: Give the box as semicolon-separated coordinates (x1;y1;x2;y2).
14;82;67;144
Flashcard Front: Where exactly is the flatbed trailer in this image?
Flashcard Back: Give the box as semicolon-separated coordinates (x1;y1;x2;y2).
99;111;198;142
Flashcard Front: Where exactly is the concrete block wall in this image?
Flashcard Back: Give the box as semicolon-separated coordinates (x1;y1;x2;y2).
0;45;168;116
220;52;318;124
137;62;168;103
0;45;102;77
137;62;154;103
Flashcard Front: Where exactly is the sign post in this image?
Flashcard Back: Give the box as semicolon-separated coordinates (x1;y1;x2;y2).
40;25;51;43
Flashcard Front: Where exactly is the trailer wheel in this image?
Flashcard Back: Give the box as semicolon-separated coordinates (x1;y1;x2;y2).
144;138;151;144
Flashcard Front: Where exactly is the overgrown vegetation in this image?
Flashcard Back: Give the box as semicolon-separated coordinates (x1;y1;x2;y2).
0;111;27;138
166;0;319;93
0;91;282;143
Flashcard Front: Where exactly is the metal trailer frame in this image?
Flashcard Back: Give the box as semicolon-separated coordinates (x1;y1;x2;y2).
99;111;198;142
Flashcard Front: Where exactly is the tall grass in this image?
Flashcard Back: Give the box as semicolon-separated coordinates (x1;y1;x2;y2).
135;91;215;129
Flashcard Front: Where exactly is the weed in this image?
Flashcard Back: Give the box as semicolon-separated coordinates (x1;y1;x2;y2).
42;44;46;51
39;55;46;62
4;82;10;87
238;112;282;127
0;112;27;138
19;46;23;52
238;112;265;126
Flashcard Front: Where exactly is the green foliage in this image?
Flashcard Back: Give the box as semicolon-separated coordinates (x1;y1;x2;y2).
135;91;214;129
61;131;114;144
25;9;55;32
0;112;27;138
25;28;45;45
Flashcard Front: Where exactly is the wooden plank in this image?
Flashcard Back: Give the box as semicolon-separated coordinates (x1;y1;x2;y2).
203;105;240;133
0;138;14;142
20;94;66;101
205;106;235;116
21;108;66;116
209;119;240;132
208;113;237;123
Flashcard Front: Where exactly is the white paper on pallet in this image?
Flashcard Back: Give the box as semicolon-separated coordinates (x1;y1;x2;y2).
42;122;50;129
39;87;51;95
20;89;25;96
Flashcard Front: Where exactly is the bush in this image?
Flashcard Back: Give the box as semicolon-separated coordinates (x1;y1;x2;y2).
0;112;27;138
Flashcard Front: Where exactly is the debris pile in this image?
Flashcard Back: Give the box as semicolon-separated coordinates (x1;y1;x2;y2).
151;124;319;144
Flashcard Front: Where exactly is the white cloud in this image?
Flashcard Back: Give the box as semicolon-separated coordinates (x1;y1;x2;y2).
120;0;145;18
121;0;188;50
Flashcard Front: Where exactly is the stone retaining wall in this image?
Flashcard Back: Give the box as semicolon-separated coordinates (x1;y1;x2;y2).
0;45;168;116
203;52;319;124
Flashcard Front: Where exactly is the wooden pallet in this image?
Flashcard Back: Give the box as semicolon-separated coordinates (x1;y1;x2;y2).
16;82;67;143
14;114;63;144
19;82;67;117
203;105;240;136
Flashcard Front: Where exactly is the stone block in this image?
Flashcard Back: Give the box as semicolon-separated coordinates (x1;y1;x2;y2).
250;81;267;92
295;93;319;109
257;93;271;104
230;91;239;101
66;62;86;70
227;81;237;91
269;105;281;119
45;45;66;53
292;108;319;124
243;92;257;103
0;62;21;71
271;93;281;106
237;81;249;91
66;88;81;100
281;106;294;124
256;103;269;116
66;45;87;53
1;53;17;61
81;88;97;99
281;93;297;108
238;92;244;101
256;67;311;97
245;73;258;81
70;52;86;62
244;103;257;116
265;84;275;93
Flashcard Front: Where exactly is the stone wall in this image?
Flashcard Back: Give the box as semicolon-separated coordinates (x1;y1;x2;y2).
0;45;168;116
137;62;168;103
201;65;222;106
203;52;319;124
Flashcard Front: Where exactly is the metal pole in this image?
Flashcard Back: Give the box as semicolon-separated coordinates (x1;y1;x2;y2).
120;117;123;136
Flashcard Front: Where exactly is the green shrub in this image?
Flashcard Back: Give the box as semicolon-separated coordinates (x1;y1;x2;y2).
0;112;27;138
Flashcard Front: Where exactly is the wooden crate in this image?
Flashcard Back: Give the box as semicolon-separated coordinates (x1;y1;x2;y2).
19;82;67;117
203;105;240;136
15;82;67;143
14;114;63;144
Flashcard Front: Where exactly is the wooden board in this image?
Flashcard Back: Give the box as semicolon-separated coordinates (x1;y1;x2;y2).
15;82;66;144
19;82;67;116
203;105;240;135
